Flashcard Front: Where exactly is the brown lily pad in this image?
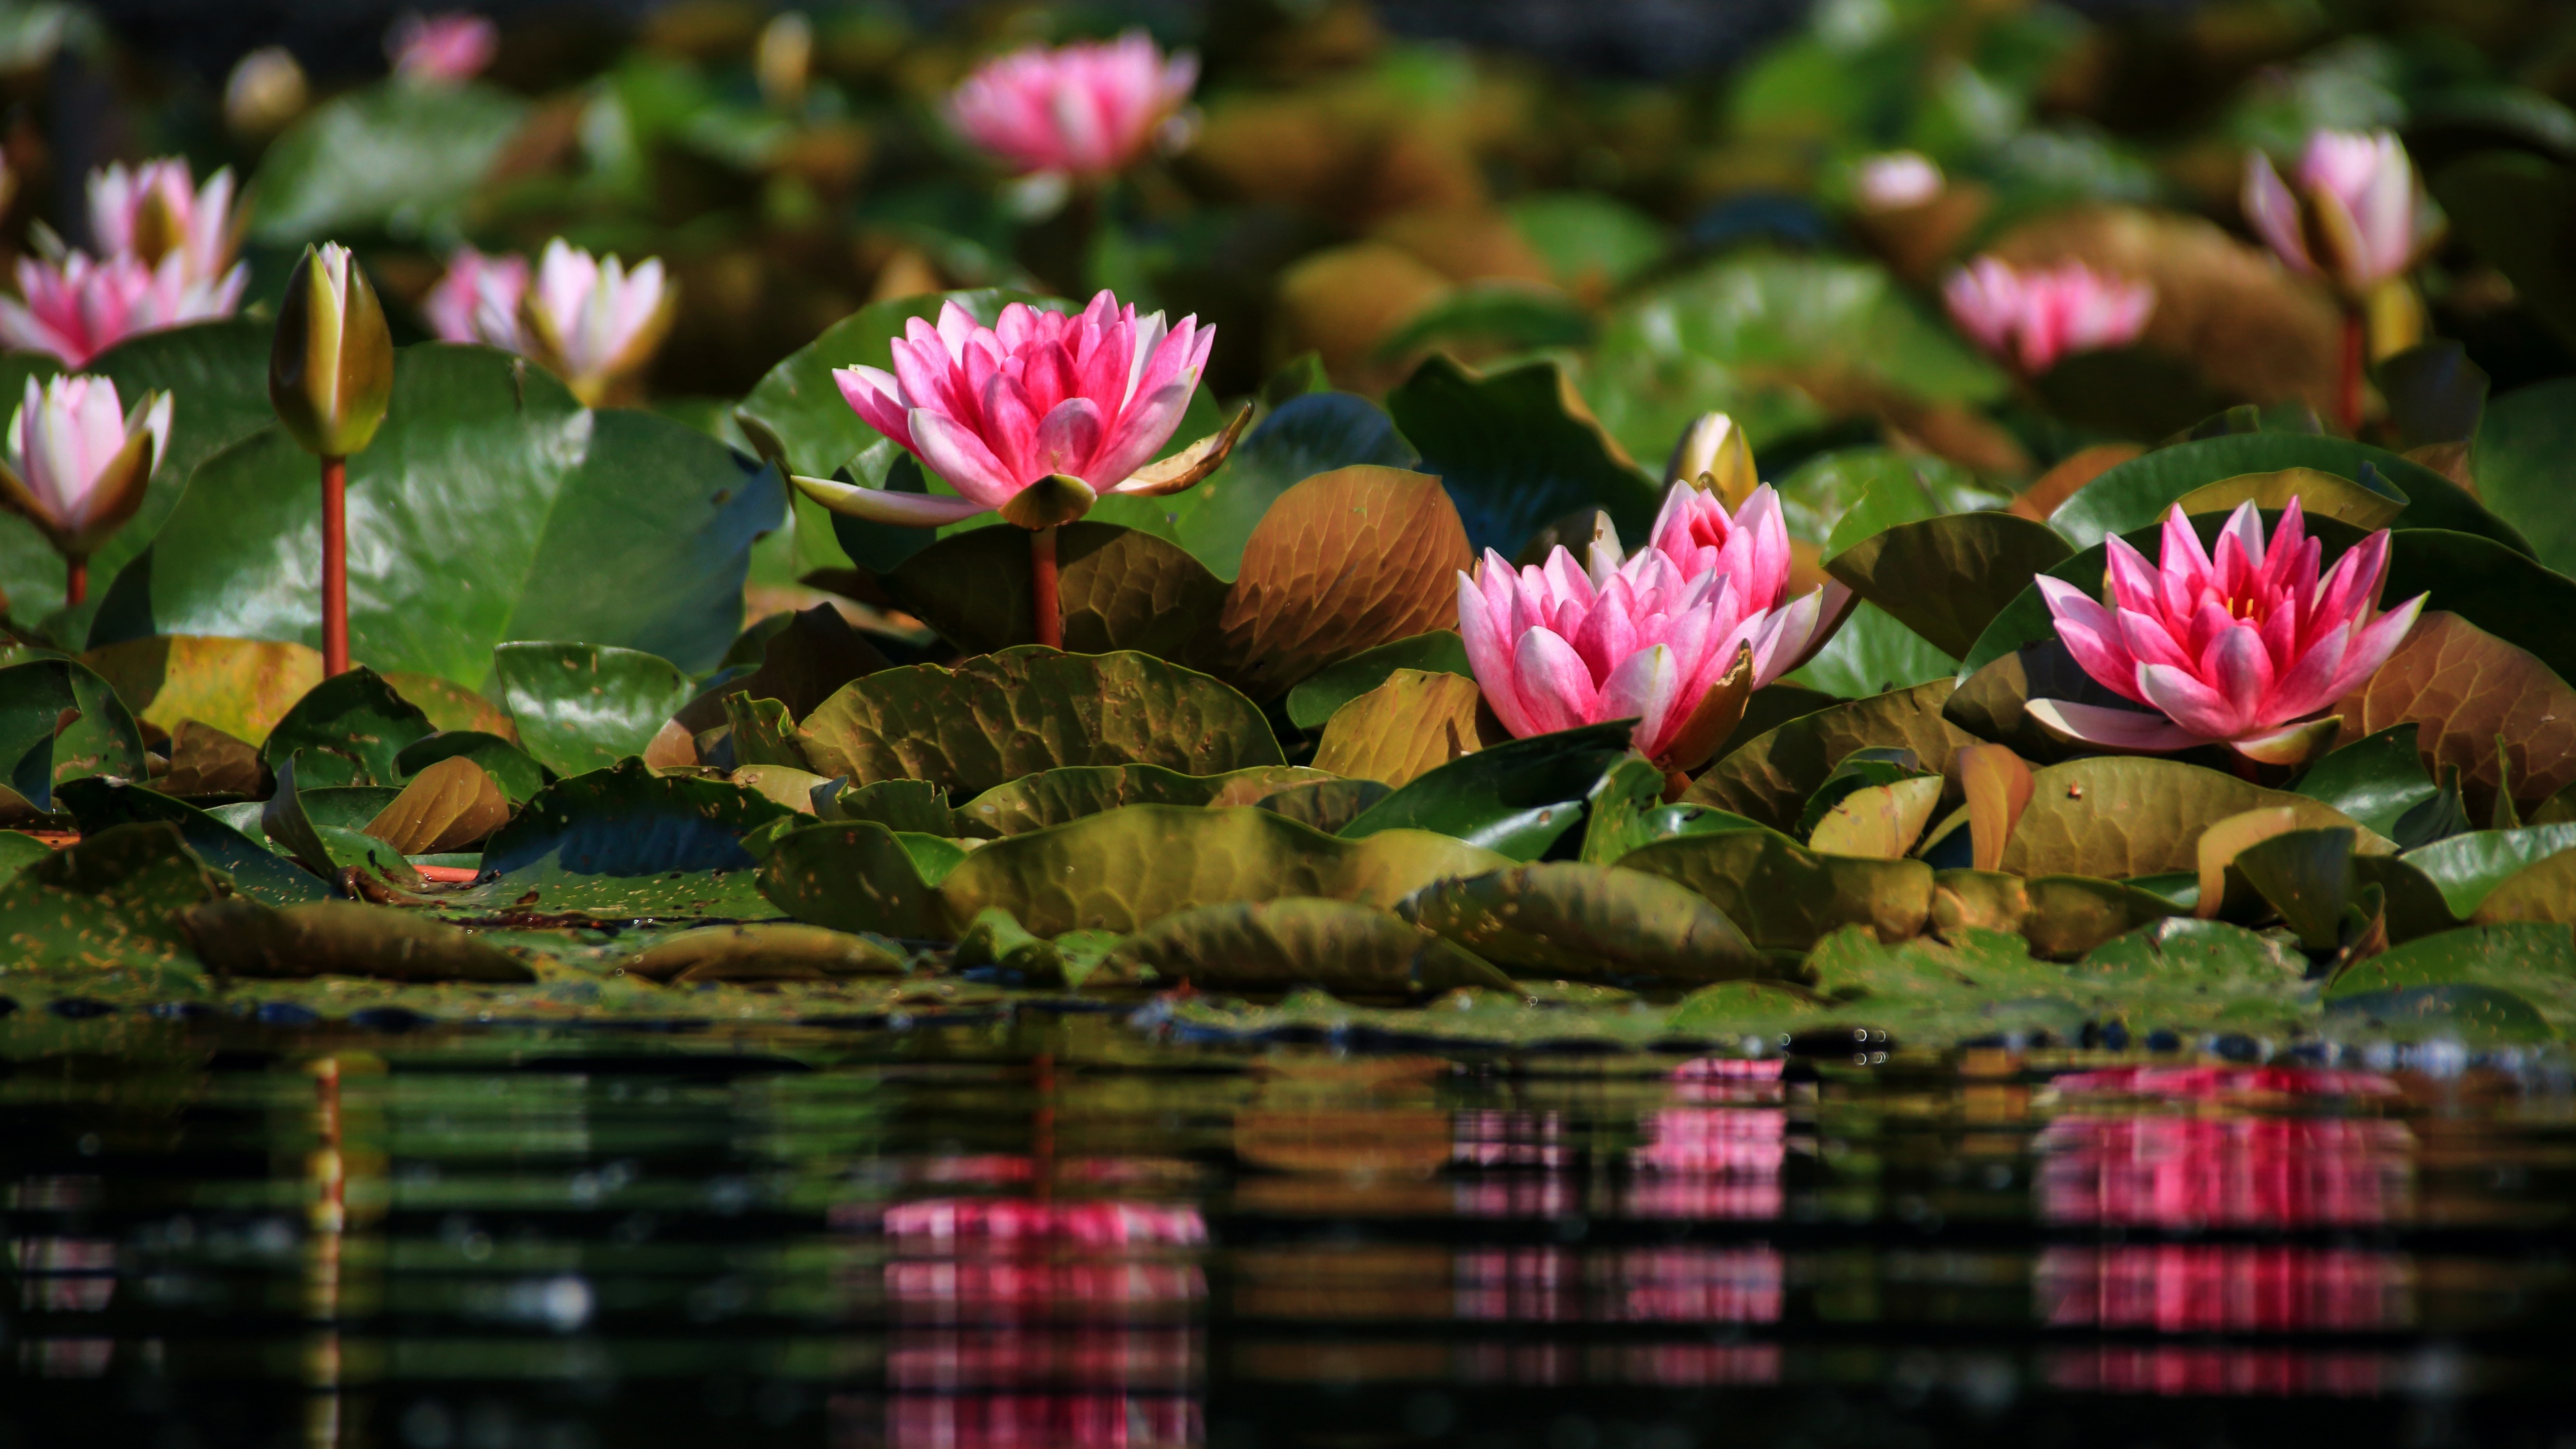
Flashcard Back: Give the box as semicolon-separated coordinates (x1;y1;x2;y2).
1311;668;1499;788
1214;465;1471;698
2331;610;2576;822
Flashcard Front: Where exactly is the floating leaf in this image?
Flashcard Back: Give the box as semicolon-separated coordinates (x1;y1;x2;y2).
1171;392;1417;579
250;80;527;243
2330;611;2576;822
0;657;150;810
258;666;435;788
1617;827;1935;951
1213;466;1470;698
1310;669;1493;788
2048;432;2525;554
1098;898;1512;996
258;754;343;881
1823;513;2073;659
2170;467;2408;531
56;776;328;906
2465;843;2576;926
80;635;324;747
495;642;696;780
1399;861;1764;983
722;696;807;769
384;672;517;740
1285;631;1473;731
1253;779;1391;834
1807;776;1943;859
2293;724;2438;841
2326;922;2576;1030
1686;680;1973;832
953;763;1332;838
2390;825;2576;919
1339;721;1637;861
2231;826;2363;949
887;523;1228;660
757;821;950;939
816;778;955;835
798;647;1282;798
463;759;792;918
2324;983;2557;1044
1385;354;1660;557
620;923;908;983
0;823;219;984
180;898;532;983
1919;757;2385;880
362;756;510;855
938;805;1514;938
93;345;782;684
2469;376;2576;576
1782;602;1957;700
161;720;266;798
391;732;543;806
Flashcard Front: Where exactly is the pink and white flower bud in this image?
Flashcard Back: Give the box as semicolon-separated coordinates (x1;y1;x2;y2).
423;244;531;354
1943;256;2155;375
86;158;244;288
0;251;247;367
389;12;500;85
0;374;170;557
948;30;1198;178
524;239;676;405
2242;129;2426;295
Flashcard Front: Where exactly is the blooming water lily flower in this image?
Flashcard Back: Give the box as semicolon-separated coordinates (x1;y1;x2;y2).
0;250;246;366
2242;129;2428;297
87;158;242;288
1458;484;1843;774
388;12;500;85
0;374;170;602
523;239;676;406
423;245;531;354
948;30;1198;178
2030;499;2424;767
1943;257;2155;376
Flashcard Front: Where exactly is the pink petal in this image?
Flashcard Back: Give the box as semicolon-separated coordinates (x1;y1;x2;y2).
2135;661;2243;741
908;409;1021;505
833;364;914;448
791;474;991;527
1087;380;1191;488
1512;628;1601;735
1599;644;1681;756
2025;698;2202;753
1459;571;1538;739
2242;152;2312;273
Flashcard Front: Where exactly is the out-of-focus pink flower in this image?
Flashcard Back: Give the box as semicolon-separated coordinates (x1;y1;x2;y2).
1854;150;1943;210
422;244;530;353
87;158;241;287
2243;129;2426;295
948;30;1197;178
806;290;1218;529
1944;256;2154;374
881;1198;1208;1248
2030;500;2424;766
2036;1112;2412;1228
388;11;499;85
523;239;675;405
1456;485;1837;770
0;251;246;367
0;374;170;559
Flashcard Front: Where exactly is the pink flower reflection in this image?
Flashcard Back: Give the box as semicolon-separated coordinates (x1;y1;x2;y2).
2036;1115;2413;1228
2049;1346;2388;1398
883;1199;1207;1248
886;1259;1205;1323
881;1392;1202;1448
11;1238;114;1312
1627;1104;1788;1221
888;1328;1198;1391
2051;1066;2402;1101
1451;1109;1567;1169
1454;1246;1783;1324
2037;1245;2412;1333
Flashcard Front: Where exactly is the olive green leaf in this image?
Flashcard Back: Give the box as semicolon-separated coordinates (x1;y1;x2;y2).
620;923;908;983
458;759;794;919
0;822;220;986
1399;861;1764;983
1918;756;2387;879
496;642;697;779
1823;511;2074;659
2324;983;2558;1044
2171;467;2406;531
1285;630;1472;731
722;696;807;769
81;635;325;746
1097;898;1513;996
180;898;533;983
953;763;1334;838
258;666;435;788
1617;826;1935;951
0;657;150;810
798;647;1282;798
56;775;329;905
161;719;268;798
2471;375;2576;576
2292;724;2439;841
1339;720;1638;861
756;820;951;939
1385;354;1660;555
2394;825;2576;919
816;778;955;835
1310;668;1495;788
1685;679;1973;832
2327;922;2576;1030
887;522;1228;661
2048;431;2524;553
1253;778;1392;834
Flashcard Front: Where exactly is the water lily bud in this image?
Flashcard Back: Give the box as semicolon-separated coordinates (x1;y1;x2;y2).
755;11;812;111
1662;411;1757;506
1941;256;2154;376
224;46;309;140
0;374;168;560
1852;150;1943;211
2242;129;2435;299
270;243;394;459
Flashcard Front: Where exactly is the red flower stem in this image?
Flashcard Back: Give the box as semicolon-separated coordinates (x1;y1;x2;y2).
321;455;349;676
63;555;85;608
2337;309;2365;437
1030;524;1062;649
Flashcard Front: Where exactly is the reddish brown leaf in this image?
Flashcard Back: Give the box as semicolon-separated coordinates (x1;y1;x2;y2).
1217;466;1471;698
2332;610;2576;819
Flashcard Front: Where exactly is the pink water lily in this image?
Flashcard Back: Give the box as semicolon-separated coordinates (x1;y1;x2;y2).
87;158;242;288
2243;129;2425;295
389;12;499;85
0;250;246;366
806;290;1216;528
523;239;675;405
2031;500;2424;766
0;374;170;602
423;244;530;353
1943;257;2154;375
949;30;1197;178
1457;484;1837;771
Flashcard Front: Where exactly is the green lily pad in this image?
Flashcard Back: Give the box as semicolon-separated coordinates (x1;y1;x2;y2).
249;80;528;243
1253;778;1392;834
1824;512;2074;660
0;823;220;989
2019;875;2190;959
256;666;435;788
2048;431;2526;555
1385;354;1660;556
458;759;792;918
2324;983;2558;1044
2470;376;2576;577
1665;979;1830;1035
619;922;909;983
54;775;328;905
2076;916;2309;989
1686;679;1972;832
2392;825;2576;918
2294;724;2439;841
0;830;49;889
953;763;1332;838
1399;861;1765;983
1338;721;1639;861
93;345;783;685
0;657;148;810
1097;898;1513;996
1284;631;1472;731
495;642;696;779
757;820;952;939
798;647;1283;798
2327;922;2576;1030
885;522;1227;659
2231;826;2365;950
1617;826;1935;951
1918;756;2386;879
816;778;955;835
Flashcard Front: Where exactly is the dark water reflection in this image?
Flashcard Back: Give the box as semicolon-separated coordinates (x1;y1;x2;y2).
2;1014;2573;1447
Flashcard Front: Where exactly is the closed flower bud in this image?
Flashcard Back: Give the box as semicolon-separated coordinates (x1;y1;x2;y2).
0;374;169;562
270;242;394;459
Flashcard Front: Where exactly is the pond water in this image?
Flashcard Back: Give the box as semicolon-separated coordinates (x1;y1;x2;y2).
2;1011;2571;1448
